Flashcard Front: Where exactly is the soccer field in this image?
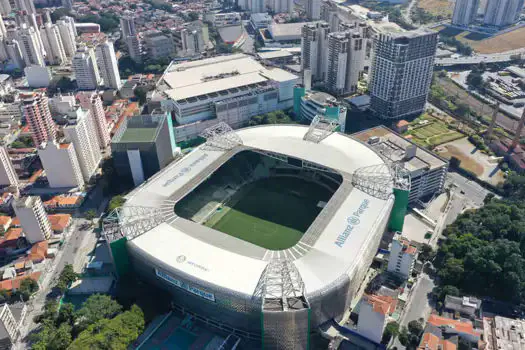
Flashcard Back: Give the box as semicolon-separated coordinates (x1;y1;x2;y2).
208;177;331;250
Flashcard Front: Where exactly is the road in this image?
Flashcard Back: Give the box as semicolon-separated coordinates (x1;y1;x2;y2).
392;273;435;348
16;218;93;348
435;48;525;66
446;172;493;208
402;0;417;25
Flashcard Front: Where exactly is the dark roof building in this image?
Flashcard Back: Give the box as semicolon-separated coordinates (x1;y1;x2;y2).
111;113;176;186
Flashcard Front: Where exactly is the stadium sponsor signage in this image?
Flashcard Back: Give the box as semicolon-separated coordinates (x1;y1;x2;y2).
334;199;370;248
162;153;209;187
155;268;216;302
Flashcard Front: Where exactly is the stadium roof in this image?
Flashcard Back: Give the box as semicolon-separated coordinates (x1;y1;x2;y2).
159;54;298;101
125;125;395;296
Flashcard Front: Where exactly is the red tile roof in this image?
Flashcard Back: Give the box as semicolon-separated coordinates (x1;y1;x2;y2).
364;294;397;315
0;271;42;291
419;333;457;350
427;315;481;337
48;214;71;232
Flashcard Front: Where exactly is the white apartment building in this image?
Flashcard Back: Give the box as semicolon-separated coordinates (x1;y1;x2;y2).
0;303;27;343
357;294;396;343
0;0;11;16
18;25;45;67
63;108;101;182
56;17;77;58
143;31;176;60
452;0;480;26
0;146;18;186
95;40;121;90
120;16;136;37
72;46;102;90
20;90;56;147
483;0;523;27
5;40;24;70
369;29;438;119
326;30;365;96
38;141;84;188
48;94;76;114
301;22;330;83
306;0;321;19
156;54;298;142
24;66;52;88
268;0;294;14
77;91;110;148
120;16;141;63
0;101;21;122
173;22;209;58
387;234;417;278
13;196;52;243
40;23;67;65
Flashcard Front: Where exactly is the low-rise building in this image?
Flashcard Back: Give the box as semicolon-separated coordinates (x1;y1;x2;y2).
387;233;417;278
43;194;85;211
250;13;272;30
352;126;449;204
143;31;176;60
294;88;347;131
418;332;457;350
111;113;175;186
427;315;481;344
483;316;525;350
444;295;481;318
47;214;72;233
155;54;298;143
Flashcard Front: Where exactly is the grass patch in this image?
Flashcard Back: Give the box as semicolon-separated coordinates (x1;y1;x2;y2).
405;115;463;148
207;177;331;250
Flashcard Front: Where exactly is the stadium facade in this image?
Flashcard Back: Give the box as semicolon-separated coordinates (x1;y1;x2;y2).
104;123;410;349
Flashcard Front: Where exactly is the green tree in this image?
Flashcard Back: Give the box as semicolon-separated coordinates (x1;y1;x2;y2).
56;264;78;292
419;244;435;262
55;77;76;92
74;294;123;332
407;320;423;336
108;195;126;212
382;321;399;344
19;278;39;300
188;12;199;21
398;326;409;346
134;86;150;104
85;209;97;222
69;305;144;349
57;302;75;326
50;8;72;22
47;323;72;350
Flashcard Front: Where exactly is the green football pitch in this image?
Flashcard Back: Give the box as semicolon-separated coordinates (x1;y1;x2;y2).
206;177;331;250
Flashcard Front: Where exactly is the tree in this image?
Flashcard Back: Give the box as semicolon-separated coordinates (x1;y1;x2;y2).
57;302;75;326
84;210;97;222
407;320;423;336
188;12;199;21
398;326;409;346
55;77;76;92
108;195;126;212
74;294;123;332
382;321;399;344
419;244;435;262
47;323;72;350
134;86;150;104
69;305;144;349
19;277;39;300
51;8;72;22
0;289;8;303
56;264;78;292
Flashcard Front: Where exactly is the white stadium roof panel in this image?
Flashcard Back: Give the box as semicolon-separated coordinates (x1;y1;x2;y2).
130;222;267;296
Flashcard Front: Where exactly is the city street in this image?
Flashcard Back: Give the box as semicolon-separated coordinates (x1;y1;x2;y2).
446;171;493;208
392;273;435;349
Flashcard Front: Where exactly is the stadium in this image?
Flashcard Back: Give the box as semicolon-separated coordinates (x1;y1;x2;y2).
103;121;410;349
